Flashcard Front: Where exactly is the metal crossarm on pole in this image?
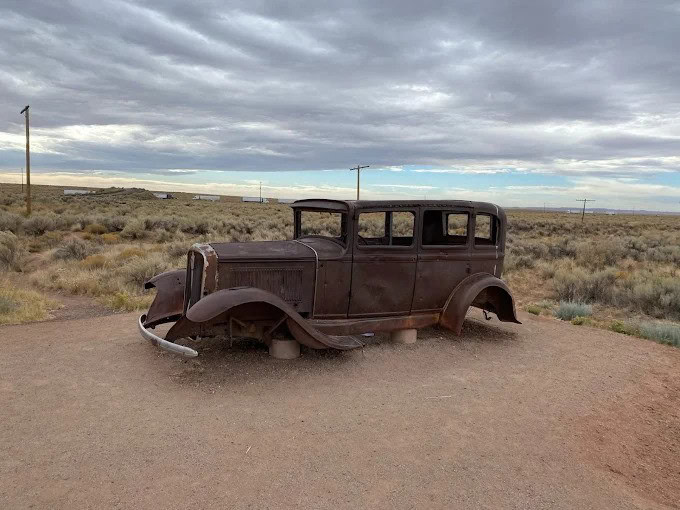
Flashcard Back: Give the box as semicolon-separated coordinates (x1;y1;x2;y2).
576;198;595;222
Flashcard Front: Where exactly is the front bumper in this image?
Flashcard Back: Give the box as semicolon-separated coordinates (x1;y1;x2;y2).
138;314;198;358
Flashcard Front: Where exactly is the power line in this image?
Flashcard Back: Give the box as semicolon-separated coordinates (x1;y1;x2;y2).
576;198;595;223
350;164;369;200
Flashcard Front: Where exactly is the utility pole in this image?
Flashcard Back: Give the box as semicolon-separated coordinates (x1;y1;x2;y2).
350;164;369;200
21;167;23;193
20;105;31;216
259;181;262;204
576;198;594;223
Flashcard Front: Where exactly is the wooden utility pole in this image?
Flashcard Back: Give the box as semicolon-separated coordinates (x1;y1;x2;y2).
259;181;262;203
576;198;594;223
20;105;31;216
350;164;369;200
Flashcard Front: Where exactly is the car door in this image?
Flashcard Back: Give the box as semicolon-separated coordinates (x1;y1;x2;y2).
412;207;472;312
348;209;418;317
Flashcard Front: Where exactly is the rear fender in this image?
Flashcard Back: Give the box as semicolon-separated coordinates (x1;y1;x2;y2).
143;269;185;327
440;273;521;335
166;287;363;350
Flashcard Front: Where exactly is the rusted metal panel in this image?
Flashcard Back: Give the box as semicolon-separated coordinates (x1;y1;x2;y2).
216;261;314;314
140;199;520;357
223;267;304;302
440;273;521;334
314;259;352;318
142;269;185;327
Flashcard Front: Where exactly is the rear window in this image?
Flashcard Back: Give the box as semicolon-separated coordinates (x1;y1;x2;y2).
474;213;499;246
422;210;469;246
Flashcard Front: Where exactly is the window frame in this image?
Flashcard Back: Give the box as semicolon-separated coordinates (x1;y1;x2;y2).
294;209;348;247
420;208;472;250
472;212;500;249
354;209;417;250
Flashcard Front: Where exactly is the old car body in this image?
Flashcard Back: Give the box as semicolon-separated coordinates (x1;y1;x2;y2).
139;199;520;357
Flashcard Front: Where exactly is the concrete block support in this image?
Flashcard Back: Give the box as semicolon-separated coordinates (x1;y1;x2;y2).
269;339;301;359
390;328;417;344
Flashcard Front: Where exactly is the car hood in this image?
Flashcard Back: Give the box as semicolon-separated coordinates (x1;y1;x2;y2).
209;238;345;262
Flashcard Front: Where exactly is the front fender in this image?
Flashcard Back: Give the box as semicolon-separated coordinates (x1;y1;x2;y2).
143;269;185;327
166;287;364;351
440;273;521;335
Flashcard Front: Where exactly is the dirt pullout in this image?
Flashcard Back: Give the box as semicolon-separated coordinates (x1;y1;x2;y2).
1;310;679;509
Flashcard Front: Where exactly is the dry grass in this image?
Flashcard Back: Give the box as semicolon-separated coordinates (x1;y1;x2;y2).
1;183;679;341
0;278;57;325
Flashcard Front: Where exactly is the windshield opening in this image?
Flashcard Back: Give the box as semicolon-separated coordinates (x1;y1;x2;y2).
295;210;347;245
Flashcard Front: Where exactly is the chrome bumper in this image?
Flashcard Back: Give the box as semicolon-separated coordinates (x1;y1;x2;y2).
138;314;198;358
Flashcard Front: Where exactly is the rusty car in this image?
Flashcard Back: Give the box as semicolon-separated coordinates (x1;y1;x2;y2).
138;199;520;357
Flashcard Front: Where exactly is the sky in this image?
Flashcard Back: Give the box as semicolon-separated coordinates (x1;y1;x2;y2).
1;0;679;210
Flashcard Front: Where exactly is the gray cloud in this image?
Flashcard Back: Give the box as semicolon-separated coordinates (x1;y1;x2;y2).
1;0;679;177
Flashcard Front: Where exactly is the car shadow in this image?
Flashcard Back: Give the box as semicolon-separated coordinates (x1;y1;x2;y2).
156;316;518;390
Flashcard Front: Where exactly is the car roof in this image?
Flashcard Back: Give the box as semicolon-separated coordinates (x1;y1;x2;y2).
290;199;504;216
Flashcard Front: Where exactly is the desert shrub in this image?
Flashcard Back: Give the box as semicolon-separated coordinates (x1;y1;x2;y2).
553;266;617;303
99;216;126;232
145;217;180;232
155;230;176;243
575;239;627;269
23;215;56;236
118;247;145;260
119;255;169;286
84;223;108;235
638;321;680;347
105;291;153;312
120;219;148;240
646;245;680;264
610;320;638;336
0;212;23;233
167;242;189;259
100;233;120;244
526;305;541;315
53;239;90;261
0;294;17;314
621;277;680;319
81;254;107;269
0;231;22;270
180;219;212;235
504;254;535;272
554;301;592;321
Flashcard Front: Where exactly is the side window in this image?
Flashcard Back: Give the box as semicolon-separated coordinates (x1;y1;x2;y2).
422;210;469;246
357;211;415;247
358;212;387;244
474;214;498;246
391;211;414;246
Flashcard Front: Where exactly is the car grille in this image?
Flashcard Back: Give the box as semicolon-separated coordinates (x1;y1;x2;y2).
222;267;304;304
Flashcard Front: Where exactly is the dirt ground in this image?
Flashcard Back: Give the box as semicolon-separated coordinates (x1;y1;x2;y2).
1;309;679;510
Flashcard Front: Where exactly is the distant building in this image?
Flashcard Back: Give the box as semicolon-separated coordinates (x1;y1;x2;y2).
153;192;174;199
64;189;93;195
277;198;296;204
241;196;269;203
192;195;220;201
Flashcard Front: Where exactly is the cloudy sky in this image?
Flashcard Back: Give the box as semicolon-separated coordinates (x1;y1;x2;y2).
1;0;679;209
